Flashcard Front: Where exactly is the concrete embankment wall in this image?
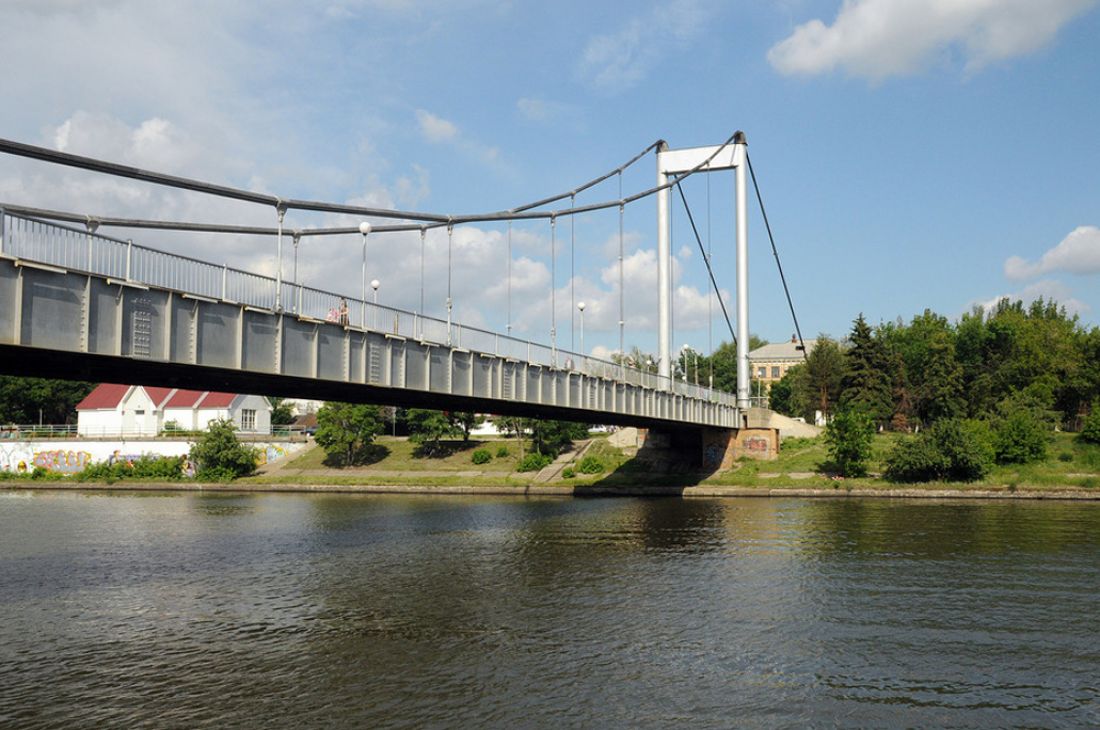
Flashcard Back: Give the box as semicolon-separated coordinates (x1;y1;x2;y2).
5;481;1100;501
0;439;308;474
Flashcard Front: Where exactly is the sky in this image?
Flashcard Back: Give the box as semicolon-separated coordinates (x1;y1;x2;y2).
1;0;1098;363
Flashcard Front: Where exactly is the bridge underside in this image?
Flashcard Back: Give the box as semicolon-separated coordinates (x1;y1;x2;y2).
0;258;739;431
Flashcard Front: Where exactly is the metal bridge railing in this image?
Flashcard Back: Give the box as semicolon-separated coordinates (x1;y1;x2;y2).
0;209;737;407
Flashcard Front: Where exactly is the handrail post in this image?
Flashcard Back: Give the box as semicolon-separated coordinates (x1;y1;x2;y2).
125;239;133;280
222;263;228;301
0;207;5;256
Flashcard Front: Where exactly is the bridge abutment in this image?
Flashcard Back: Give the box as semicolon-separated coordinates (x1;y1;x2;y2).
637;425;778;471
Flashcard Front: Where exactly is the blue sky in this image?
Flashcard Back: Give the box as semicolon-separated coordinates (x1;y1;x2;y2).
2;0;1098;362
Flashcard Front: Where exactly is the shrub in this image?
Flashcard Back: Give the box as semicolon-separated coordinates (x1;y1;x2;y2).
884;436;946;483
993;410;1048;464
495;445;510;458
562;467;576;479
884;418;993;483
823;407;874;477
78;455;184;483
189;419;258;480
517;452;552;472
1079;400;1100;445
1058;451;1074;462
934;418;995;482
577;455;605;474
471;449;492;465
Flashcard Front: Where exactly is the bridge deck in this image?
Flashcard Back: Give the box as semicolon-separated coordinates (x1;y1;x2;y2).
0;210;739;429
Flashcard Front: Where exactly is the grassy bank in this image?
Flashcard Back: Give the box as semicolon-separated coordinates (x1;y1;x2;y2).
5;433;1098;496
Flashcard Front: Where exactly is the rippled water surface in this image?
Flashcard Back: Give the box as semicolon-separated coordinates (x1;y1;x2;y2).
2;491;1099;728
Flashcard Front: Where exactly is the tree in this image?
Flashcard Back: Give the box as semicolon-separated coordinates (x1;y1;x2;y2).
269;397;296;426
804;336;847;421
697;335;767;393
189;419;258;480
915;328;964;423
992;409;1049;465
406;408;458;456
840;314;893;425
770;364;812;421
1079;400;1100;445
0;376;94;424
529;419;588;457
314;402;384;466
823;406;874;477
449;412;483;442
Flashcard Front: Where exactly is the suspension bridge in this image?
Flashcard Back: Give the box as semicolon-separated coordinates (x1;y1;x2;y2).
0;130;800;465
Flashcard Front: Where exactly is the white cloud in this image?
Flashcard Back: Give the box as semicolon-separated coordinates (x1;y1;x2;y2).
767;0;1098;80
974;279;1090;317
577;0;713;91
1005;226;1100;280
415;109;459;143
515;97;584;129
413;110;506;171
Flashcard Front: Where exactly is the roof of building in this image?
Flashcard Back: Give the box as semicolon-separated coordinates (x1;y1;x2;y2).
197;392;237;408
748;339;818;362
164;389;205;408
145;387;175;407
78;384;250;411
75;383;131;410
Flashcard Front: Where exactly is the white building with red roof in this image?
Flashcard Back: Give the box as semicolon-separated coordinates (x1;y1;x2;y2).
76;384;272;437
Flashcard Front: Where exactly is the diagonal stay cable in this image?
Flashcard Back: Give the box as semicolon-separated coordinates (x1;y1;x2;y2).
746;152;806;360
675;181;737;350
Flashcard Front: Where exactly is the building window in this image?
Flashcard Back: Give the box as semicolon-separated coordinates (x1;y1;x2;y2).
135;410;145;416
757;366;766;378
771;366;780;379
241;409;256;431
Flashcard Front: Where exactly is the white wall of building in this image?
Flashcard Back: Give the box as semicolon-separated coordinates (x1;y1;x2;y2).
228;395;272;434
77;409;121;437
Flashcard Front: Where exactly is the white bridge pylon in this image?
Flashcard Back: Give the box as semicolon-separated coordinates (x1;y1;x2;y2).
656;131;749;410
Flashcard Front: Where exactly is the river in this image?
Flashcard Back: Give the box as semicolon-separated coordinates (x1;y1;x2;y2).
1;491;1098;728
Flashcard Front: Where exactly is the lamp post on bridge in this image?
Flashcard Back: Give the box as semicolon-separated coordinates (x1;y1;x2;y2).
681;344;699;387
359;222;371;328
577;301;585;358
371;278;380;330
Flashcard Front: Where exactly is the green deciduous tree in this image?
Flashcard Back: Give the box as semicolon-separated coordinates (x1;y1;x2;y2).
0;376;94;424
269;397;296;426
824;406;875;477
1078;400;1100;445
449;412;483;442
406;408;458;456
805;336;847;421
314;402;384;466
189;419;258;480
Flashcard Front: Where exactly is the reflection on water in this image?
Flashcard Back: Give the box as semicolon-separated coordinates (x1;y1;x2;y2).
1;491;1099;727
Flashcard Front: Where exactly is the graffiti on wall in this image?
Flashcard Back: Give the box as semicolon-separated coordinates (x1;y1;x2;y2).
702;443;724;469
1;440;302;473
741;436;771;454
255;444;287;466
32;450;93;473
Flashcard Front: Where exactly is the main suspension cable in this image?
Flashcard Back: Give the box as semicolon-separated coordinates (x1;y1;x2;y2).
675;182;737;350
0;133;737;229
746;152;806;360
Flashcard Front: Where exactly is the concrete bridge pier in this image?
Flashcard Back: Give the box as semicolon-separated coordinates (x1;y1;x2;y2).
637;425;779;472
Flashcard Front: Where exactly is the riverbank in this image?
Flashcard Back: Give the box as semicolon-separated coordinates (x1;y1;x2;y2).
5;480;1100;500
5;432;1099;500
